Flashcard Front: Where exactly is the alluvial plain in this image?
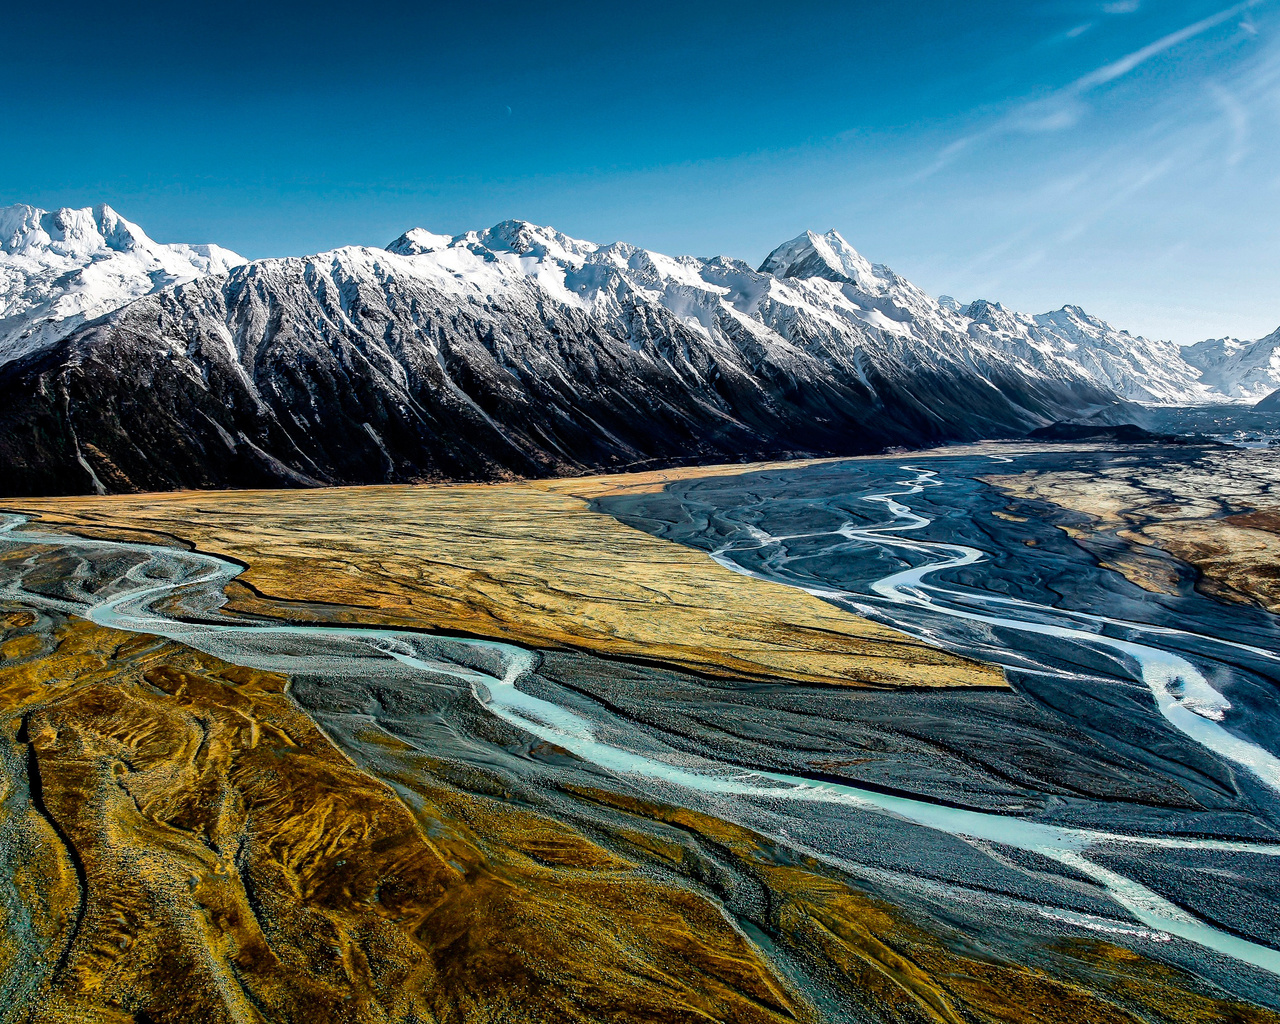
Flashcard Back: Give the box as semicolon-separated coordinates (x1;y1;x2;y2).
1;446;1279;1023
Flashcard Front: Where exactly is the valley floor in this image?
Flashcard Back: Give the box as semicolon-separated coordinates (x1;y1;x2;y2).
1;443;1279;1023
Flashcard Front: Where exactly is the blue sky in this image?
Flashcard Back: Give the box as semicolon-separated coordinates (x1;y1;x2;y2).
4;1;1277;342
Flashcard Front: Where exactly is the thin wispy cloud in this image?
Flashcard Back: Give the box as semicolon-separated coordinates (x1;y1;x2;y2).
1053;155;1178;243
917;0;1266;179
1208;81;1251;165
912;7;1279;340
1074;0;1261;88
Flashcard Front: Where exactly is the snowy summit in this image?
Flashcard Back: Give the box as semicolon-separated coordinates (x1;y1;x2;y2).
0;203;245;364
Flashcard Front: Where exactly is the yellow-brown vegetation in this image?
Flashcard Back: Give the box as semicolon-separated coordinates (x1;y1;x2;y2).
984;452;1280;611
566;787;1280;1024
0;611;808;1023
11;477;1000;690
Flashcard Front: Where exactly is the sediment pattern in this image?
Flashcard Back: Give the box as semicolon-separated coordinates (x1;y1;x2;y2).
982;446;1280;611
2;450;1280;1021
0;612;807;1023
10;475;999;690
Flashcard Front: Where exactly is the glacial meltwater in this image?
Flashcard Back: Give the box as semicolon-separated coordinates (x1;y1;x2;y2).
5;449;1280;1007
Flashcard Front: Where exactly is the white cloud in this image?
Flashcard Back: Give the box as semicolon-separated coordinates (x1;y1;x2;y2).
918;0;1266;180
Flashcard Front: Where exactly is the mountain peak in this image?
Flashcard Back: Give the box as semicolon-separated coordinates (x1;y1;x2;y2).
1056;303;1103;324
476;220;598;263
0;202;152;257
963;298;1006;316
0;202;245;367
758;229;879;289
387;227;454;256
1036;304;1131;337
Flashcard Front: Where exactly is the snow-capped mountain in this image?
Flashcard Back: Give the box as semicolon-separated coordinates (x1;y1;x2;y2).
0;203;244;364
380;225;1268;409
0;221;1125;495
752;231;1274;407
957;300;1218;405
0;211;1272;496
1183;328;1280;401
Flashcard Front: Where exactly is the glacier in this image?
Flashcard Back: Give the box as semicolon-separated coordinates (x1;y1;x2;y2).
1184;327;1280;402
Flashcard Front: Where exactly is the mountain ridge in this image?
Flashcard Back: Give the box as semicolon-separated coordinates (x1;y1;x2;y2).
0;208;1274;497
0;217;1121;496
3;205;1276;405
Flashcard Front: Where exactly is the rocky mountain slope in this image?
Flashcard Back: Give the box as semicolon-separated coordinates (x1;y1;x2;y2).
961;300;1220;405
0;221;1130;495
1185;327;1280;401
0;211;1274;496
0;203;245;365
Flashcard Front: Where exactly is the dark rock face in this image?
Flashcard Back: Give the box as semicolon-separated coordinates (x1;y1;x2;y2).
0;239;1118;497
1255;388;1280;412
1025;422;1191;445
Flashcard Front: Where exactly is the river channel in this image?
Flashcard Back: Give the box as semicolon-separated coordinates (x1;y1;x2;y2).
4;449;1280;1009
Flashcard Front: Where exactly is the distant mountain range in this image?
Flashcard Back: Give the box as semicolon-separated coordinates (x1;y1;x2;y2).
1183;328;1280;401
0;203;1274;496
